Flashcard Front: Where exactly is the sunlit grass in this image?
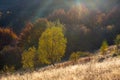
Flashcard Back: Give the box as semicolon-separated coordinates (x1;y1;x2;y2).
1;57;120;80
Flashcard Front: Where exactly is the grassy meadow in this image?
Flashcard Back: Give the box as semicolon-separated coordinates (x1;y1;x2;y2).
1;55;120;80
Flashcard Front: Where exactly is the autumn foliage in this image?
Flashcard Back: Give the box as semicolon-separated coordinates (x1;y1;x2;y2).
0;3;120;71
38;22;67;65
0;28;17;50
18;19;48;50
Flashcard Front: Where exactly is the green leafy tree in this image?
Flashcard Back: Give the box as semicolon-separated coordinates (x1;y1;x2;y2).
115;34;120;54
22;47;36;69
100;40;108;55
38;23;67;66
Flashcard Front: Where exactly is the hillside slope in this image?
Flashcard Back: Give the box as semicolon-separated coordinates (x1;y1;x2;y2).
1;56;120;80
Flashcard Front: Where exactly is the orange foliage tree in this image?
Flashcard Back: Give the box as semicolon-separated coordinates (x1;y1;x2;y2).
0;28;17;50
18;18;49;50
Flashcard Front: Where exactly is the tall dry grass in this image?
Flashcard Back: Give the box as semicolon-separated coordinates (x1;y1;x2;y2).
1;57;120;80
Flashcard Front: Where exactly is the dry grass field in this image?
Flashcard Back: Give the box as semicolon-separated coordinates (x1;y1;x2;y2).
1;55;120;80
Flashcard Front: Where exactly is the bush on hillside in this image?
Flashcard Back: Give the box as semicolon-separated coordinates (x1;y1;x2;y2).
0;46;22;70
69;51;90;61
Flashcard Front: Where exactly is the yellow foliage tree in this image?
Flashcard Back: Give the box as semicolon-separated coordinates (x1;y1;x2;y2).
69;52;80;61
22;47;36;69
38;22;67;65
100;40;108;55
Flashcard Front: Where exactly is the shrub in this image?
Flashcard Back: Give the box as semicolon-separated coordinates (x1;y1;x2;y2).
100;40;108;55
114;34;120;54
0;46;22;70
3;65;15;72
22;47;36;69
69;51;89;61
69;52;80;61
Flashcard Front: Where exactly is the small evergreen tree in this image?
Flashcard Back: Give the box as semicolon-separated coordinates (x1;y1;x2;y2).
22;47;36;69
100;40;108;55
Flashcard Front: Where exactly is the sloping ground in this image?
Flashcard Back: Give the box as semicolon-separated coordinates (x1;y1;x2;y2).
1;57;120;80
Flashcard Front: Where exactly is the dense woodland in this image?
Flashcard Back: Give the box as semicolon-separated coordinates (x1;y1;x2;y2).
0;0;120;71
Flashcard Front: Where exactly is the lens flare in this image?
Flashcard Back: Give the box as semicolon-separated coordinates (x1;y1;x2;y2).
33;0;53;20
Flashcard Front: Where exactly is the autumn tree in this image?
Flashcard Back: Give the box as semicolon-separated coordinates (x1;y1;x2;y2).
66;5;89;24
48;9;66;22
0;28;17;50
100;40;109;55
18;18;48;50
38;22;67;65
22;47;36;69
18;22;33;50
115;34;120;54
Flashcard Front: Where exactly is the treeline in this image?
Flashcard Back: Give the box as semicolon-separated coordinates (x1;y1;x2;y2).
0;20;67;71
47;5;120;56
0;4;120;71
